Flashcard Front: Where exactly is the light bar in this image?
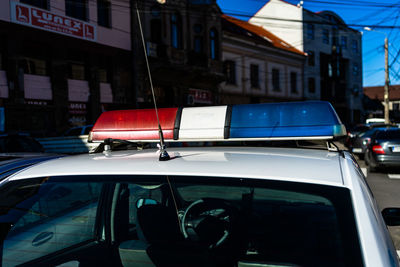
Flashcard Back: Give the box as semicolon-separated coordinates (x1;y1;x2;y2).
89;101;346;143
179;106;228;140
229;101;346;139
89;108;180;142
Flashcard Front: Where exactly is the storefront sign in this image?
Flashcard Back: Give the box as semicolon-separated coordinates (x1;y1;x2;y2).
10;1;96;42
69;102;87;115
188;89;213;104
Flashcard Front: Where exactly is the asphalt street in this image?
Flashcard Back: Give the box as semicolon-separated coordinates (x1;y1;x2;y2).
354;155;400;250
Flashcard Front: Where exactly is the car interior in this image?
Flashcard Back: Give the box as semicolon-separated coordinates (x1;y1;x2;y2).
0;176;363;267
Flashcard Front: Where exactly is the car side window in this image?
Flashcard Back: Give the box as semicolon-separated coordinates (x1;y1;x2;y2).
2;182;103;266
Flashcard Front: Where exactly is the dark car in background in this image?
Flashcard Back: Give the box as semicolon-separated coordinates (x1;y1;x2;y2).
0;133;44;153
348;126;391;158
365;128;400;172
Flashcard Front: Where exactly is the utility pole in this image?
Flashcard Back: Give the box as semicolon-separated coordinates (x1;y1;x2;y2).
364;27;390;123
384;37;390;124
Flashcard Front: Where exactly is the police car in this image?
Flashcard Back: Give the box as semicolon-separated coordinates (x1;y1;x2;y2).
0;101;398;267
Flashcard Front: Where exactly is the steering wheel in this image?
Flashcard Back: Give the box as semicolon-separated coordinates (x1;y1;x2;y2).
181;198;234;249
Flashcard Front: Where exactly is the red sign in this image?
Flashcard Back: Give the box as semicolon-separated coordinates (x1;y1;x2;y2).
11;1;96;41
188;89;213;104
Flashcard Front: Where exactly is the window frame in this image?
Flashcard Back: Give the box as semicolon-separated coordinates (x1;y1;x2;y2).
272;68;281;92
209;28;219;60
66;0;88;22
224;60;236;85
97;0;111;28
250;64;260;89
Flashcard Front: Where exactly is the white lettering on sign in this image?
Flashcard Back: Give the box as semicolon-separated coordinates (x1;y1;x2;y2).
10;1;96;41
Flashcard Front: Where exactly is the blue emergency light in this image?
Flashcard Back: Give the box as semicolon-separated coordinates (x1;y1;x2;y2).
89;101;346;142
229;101;346;139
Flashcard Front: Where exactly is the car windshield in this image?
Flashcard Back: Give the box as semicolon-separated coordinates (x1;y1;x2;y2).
0;175;363;267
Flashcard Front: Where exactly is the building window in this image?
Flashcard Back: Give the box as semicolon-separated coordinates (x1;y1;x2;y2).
97;0;111;27
308;77;316;93
151;19;162;44
20;0;48;9
393;103;400;111
98;68;108;83
352;40;359;54
209;28;219;60
250;64;259;89
69;63;85;80
19;57;47;76
353;63;359;76
66;0;88;21
290;72;297;93
171;12;182;49
322;29;329;44
223;60;236;85
272;68;280;92
307;24;314;40
341;36;347;50
194;36;203;53
307;51;315;66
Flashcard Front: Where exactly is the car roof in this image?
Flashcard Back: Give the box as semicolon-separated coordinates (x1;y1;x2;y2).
7;147;345;187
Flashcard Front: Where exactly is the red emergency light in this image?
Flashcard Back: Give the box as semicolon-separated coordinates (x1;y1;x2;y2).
89;108;181;142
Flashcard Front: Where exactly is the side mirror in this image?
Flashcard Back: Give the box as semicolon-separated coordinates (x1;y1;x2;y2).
382;208;400;226
136;198;158;209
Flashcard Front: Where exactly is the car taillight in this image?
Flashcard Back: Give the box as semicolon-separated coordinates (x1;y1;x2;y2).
372;145;385;154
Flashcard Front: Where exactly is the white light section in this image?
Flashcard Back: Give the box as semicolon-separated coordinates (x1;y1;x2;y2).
179;106;228;140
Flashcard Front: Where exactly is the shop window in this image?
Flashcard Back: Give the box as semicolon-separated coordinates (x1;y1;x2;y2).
250;64;259;89
97;0;111;27
171;12;182;49
272;68;280;92
66;0;88;21
290;72;297;93
209;28;219;60
308;77;316;93
19;57;47;76
322;29;329;44
69;63;85;80
307;51;315;66
307;24;314;40
223;60;236;85
20;0;48;9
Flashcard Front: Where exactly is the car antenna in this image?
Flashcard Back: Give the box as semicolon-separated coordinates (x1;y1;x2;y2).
135;2;170;161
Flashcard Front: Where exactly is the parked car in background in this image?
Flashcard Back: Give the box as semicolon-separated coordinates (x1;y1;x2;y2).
0;133;44;153
365;128;400;172
63;125;93;136
366;118;386;124
347;125;395;158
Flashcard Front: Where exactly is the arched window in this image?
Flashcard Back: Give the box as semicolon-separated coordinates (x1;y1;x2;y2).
171;12;182;49
209;28;219;60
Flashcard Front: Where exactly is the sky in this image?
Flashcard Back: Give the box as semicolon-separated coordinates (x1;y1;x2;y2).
216;0;400;87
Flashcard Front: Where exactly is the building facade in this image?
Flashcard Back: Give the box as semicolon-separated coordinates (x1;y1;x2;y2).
0;0;132;136
135;0;224;107
249;0;363;124
364;85;400;122
220;15;305;104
